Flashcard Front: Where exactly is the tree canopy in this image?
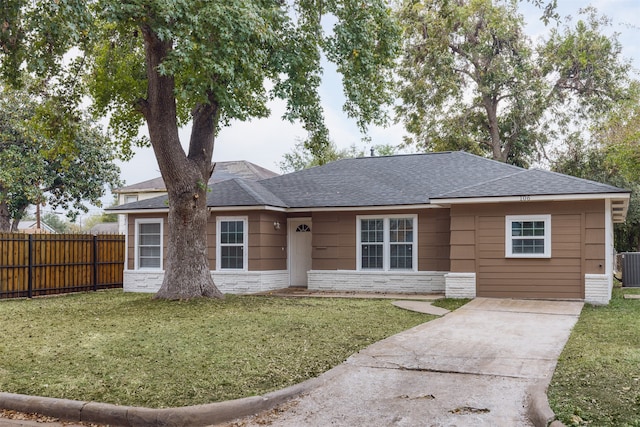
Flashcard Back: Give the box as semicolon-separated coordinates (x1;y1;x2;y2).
395;0;631;166
596;82;640;183
1;0;401;298
0;85;121;232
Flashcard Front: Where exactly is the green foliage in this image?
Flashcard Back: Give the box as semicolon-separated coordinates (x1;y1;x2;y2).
552;80;640;252
396;1;632;166
396;0;546;164
279;139;348;173
0;0;93;85
40;213;70;233
2;0;402;297
279;138;400;172
81;0;400;150
540;7;630;121
552;139;639;252
3;0;401;172
597;82;640;184
0;291;431;407
0;85;122;230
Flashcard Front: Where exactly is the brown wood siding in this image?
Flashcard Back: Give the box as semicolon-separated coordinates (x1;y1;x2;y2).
311;212;356;270
450;213;476;273
126;213;168;270
127;211;287;272
584;211;605;274
418;209;451;271
209;211;287;271
311;209;450;271
251;212;287;271
449;200;605;299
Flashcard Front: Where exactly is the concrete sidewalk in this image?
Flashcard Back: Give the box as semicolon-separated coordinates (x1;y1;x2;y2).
216;298;583;427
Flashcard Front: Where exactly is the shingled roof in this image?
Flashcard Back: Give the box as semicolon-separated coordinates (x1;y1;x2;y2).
113;160;279;193
110;151;629;214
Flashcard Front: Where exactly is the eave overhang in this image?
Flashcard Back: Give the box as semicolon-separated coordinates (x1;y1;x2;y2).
431;192;631;223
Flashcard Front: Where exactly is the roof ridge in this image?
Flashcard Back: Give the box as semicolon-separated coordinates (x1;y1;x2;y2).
233;178;288;207
455;151;525;171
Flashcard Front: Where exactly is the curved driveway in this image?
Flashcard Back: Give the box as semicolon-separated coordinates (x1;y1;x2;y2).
220;297;583;427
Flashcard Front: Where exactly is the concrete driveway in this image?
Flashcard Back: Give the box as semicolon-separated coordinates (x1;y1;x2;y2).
219;298;583;427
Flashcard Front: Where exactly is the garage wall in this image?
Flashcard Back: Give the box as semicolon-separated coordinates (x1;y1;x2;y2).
450;200;605;299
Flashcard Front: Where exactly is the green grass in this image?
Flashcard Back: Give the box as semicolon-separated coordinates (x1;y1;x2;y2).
432;298;472;311
548;285;640;426
0;290;432;408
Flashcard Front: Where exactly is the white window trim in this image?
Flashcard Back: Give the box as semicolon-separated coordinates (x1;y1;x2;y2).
216;216;249;271
505;214;551;258
356;214;418;272
134;218;164;270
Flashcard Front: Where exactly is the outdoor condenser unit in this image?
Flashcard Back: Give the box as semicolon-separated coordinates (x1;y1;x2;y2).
621;252;640;287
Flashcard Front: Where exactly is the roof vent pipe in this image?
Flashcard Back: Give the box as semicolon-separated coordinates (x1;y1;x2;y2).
370;147;375;157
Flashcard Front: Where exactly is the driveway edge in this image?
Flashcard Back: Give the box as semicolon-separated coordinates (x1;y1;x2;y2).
0;376;319;427
527;380;566;427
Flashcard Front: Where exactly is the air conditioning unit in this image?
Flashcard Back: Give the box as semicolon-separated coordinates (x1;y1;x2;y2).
621;252;640;287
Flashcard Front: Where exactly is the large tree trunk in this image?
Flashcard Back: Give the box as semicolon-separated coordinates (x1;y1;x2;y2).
140;25;223;300
0;197;11;232
483;95;508;162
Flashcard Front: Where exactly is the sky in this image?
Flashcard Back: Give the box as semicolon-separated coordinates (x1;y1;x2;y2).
88;0;639;214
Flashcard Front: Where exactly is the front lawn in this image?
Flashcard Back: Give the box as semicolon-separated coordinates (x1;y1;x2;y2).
549;285;640;426
0;291;432;408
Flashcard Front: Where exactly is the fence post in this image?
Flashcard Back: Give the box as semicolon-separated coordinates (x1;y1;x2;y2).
27;234;33;298
93;235;98;292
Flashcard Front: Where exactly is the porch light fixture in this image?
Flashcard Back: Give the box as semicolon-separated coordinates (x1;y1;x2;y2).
273;221;281;230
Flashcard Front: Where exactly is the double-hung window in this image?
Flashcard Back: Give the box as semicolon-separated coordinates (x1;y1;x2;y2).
505;215;551;258
217;217;248;270
357;215;417;271
135;219;163;269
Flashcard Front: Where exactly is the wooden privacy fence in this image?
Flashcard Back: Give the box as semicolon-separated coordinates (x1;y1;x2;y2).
0;233;125;299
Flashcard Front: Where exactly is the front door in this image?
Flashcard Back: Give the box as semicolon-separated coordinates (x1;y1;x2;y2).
289;218;312;287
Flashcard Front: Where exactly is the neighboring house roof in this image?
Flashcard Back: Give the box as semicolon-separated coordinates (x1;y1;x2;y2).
108;151;630;220
17;220;57;233
113;160;279;193
89;222;120;234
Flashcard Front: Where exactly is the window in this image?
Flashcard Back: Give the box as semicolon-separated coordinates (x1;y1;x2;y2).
217;217;248;270
505;215;551;258
357;215;417;271
296;224;311;232
135;219;163;269
124;195;138;204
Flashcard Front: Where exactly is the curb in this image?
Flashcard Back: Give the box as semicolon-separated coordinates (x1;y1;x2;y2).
526;380;566;427
0;376;319;427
